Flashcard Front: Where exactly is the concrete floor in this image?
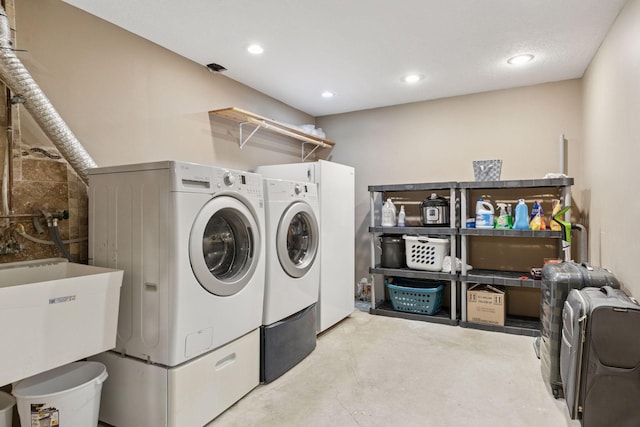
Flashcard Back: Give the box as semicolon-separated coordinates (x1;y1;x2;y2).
210;310;580;427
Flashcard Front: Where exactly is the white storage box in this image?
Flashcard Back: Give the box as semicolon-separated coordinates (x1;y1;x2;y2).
403;235;450;271
0;258;123;387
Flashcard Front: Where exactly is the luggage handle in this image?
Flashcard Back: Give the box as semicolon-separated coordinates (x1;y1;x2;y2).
580;262;593;271
599;286;640;306
600;285;616;296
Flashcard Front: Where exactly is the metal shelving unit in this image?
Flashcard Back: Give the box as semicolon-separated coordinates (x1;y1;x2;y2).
458;177;574;336
368;181;458;326
368;177;574;337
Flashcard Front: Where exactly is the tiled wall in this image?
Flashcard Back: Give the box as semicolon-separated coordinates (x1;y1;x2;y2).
1;143;88;264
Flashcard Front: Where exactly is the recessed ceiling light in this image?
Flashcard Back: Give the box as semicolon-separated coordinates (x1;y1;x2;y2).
403;74;422;83
321;91;334;98
507;54;534;65
247;44;264;55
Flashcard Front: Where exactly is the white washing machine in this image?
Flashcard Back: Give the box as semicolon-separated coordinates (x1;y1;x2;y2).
87;161;265;427
261;178;320;383
256;160;355;333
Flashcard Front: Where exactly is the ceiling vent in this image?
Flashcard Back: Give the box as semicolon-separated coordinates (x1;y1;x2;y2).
206;63;227;73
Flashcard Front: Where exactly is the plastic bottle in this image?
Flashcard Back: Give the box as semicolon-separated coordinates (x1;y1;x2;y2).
397;205;406;227
513;199;530;230
550;199;562;231
529;200;546;230
495;203;512;229
475;199;495;229
540;204;547;230
381;198;397;227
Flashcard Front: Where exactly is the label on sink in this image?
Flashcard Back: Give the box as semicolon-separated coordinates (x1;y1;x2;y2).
48;295;76;304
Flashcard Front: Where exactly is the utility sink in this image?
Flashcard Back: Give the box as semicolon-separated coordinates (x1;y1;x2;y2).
0;258;123;387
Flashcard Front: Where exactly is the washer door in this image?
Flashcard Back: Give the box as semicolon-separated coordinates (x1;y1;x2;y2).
190;196;261;296
277;201;319;278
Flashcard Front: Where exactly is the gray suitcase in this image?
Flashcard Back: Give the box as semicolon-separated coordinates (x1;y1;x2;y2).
561;286;640;426
539;262;619;398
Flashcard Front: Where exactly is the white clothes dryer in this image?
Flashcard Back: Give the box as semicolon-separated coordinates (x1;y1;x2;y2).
257;160;355;333
260;179;320;382
88;161;265;426
263;178;320;324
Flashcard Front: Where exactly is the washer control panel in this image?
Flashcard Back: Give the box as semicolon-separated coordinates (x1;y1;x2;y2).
212;168;263;198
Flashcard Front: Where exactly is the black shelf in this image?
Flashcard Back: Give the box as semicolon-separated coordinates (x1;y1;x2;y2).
460;315;540;337
369;227;562;238
459;228;562;238
460;269;540;288
368;181;457;192
369;177;574;192
370;266;457;282
370;301;459;326
458;177;574;189
369;226;455;236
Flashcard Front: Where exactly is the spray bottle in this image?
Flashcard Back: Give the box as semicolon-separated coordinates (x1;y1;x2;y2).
495;203;512;229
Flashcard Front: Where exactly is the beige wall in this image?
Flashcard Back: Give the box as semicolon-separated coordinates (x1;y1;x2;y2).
19;0;636;303
582;0;640;294
317;80;583;286
16;0;318;171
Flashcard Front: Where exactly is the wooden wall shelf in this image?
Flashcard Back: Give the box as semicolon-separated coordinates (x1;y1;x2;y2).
209;107;335;160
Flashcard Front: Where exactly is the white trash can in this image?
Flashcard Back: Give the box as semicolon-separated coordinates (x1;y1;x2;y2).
0;390;16;427
12;361;108;427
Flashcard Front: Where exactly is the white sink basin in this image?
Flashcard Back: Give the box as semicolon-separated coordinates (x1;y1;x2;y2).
0;258;123;387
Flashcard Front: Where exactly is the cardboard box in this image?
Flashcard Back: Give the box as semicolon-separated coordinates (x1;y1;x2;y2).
467;284;506;326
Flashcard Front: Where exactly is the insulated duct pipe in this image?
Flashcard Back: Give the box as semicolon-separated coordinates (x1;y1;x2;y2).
0;7;96;183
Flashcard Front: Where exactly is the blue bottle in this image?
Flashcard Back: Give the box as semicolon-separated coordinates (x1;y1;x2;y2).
513;199;530;230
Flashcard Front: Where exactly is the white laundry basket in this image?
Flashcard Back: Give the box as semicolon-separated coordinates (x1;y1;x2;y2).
12;361;107;427
403;235;450;271
0;391;15;427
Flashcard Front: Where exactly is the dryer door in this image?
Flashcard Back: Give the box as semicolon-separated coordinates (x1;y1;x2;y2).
277;201;319;278
189;196;261;296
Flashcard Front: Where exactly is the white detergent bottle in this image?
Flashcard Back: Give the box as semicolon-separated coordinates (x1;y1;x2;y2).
381;198;397;227
475;199;495;229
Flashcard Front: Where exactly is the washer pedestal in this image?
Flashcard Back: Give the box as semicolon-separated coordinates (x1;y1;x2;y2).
260;304;317;383
91;329;259;427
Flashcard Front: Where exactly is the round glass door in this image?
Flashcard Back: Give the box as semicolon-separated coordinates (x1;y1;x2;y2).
189;196;261;296
277;201;319;278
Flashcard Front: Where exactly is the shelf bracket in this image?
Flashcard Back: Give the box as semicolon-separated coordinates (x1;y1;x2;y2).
301;142;321;161
238;121;262;149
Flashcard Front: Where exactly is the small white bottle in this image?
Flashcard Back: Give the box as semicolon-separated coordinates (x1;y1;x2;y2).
381;199;397;227
397;205;406;227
